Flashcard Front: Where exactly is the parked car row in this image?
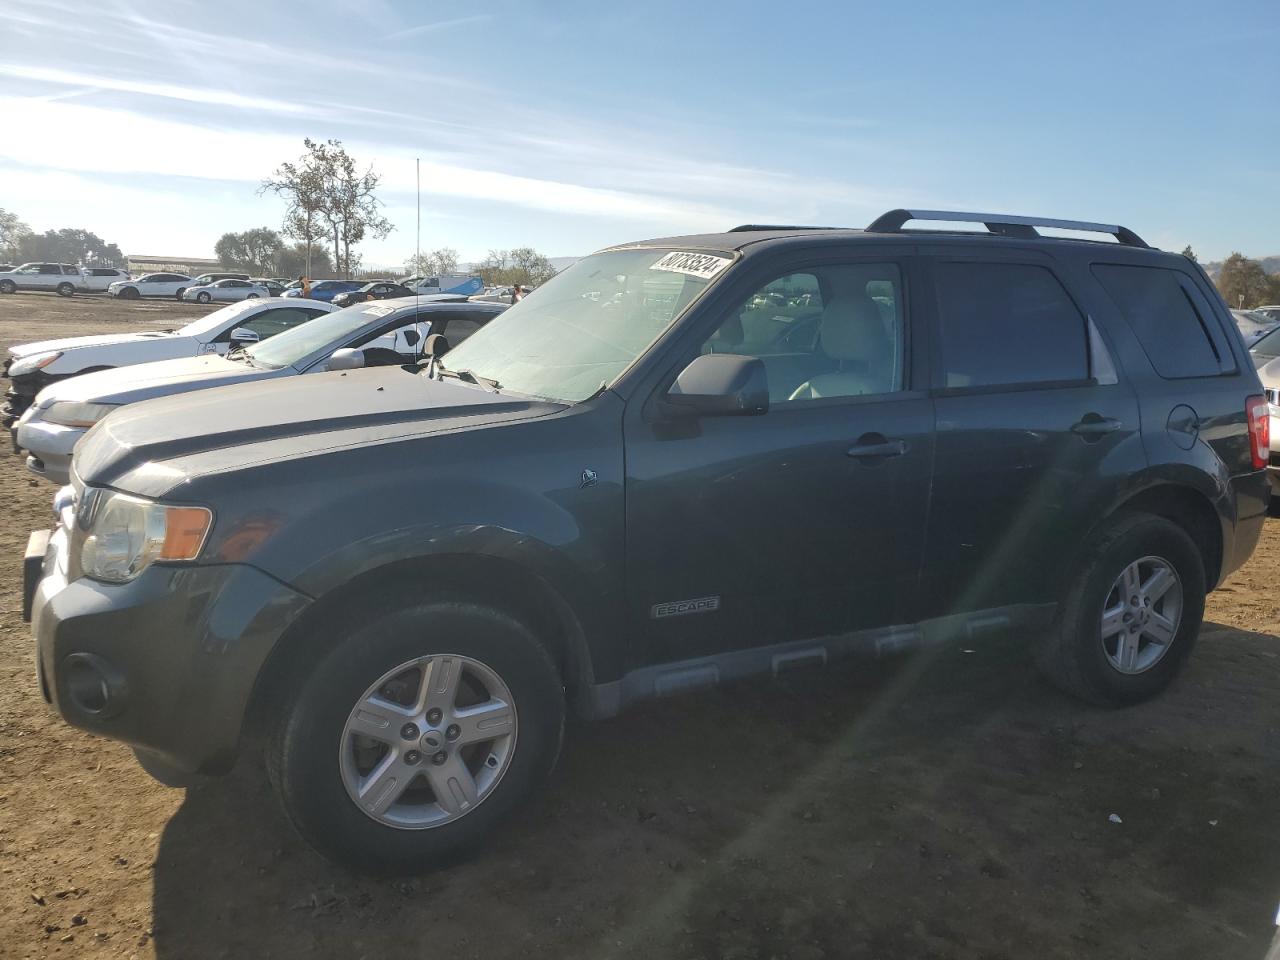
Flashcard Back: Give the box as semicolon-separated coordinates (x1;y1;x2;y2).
0;263;132;296
11;211;1270;877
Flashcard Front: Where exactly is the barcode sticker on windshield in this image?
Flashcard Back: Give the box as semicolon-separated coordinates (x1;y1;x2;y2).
363;303;399;317
650;251;732;280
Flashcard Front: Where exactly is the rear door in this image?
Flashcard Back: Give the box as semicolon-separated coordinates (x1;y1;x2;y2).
920;249;1145;618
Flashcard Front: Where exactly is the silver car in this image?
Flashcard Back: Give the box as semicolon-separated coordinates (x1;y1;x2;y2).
16;298;505;484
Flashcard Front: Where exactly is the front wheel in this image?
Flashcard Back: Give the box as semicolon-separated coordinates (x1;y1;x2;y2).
196;291;211;303
56;282;75;298
267;600;565;874
1037;511;1205;706
0;279;15;294
120;286;140;300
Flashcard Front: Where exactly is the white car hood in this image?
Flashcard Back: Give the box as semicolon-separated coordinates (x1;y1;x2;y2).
33;354;277;406
9;330;178;359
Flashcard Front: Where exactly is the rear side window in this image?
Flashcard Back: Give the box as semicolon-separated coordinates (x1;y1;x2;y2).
935;262;1088;388
1091;264;1223;378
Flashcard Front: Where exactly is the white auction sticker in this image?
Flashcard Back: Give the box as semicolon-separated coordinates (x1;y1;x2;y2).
649;251;732;280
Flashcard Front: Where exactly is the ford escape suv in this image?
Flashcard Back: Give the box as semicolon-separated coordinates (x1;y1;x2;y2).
24;210;1269;874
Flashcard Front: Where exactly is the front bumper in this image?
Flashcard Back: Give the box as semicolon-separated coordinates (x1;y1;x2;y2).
28;523;311;775
16;415;82;486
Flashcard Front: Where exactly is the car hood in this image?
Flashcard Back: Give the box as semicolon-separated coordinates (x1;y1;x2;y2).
9;330;177;359
75;366;561;497
33;354;275;406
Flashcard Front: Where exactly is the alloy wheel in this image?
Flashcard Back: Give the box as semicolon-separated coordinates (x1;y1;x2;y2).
338;654;517;829
1100;555;1183;675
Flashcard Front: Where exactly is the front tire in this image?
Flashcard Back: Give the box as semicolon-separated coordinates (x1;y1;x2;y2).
120;286;140;300
196;291;211;303
267;599;565;875
1037;511;1205;706
56;282;74;297
0;280;15;294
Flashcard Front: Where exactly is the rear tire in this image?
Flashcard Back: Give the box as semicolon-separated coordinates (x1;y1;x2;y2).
1037;511;1205;706
246;293;259;299
0;280;15;294
56;282;74;298
266;599;565;875
174;289;186;300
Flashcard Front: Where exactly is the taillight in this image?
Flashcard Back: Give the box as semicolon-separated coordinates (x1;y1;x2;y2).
1247;395;1269;470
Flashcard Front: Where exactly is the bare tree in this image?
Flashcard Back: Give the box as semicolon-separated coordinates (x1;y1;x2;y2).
0;208;32;261
404;247;460;276
317;141;393;278
261;139;329;277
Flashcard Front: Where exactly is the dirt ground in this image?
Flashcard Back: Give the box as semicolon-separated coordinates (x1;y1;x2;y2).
2;291;1279;960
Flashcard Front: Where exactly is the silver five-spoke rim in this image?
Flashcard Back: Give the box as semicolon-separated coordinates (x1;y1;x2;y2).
1100;556;1182;675
339;655;517;829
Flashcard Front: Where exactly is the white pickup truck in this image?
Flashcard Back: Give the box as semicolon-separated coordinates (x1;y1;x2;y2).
0;263;86;297
2;298;334;429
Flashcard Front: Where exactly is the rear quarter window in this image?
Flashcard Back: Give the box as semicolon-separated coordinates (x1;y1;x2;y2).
1091;264;1226;379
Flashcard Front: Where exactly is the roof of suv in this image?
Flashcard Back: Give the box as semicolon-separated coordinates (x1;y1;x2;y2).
610;209;1159;257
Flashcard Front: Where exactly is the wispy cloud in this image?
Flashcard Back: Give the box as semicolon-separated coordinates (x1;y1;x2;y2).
384;14;492;40
0;65;320;115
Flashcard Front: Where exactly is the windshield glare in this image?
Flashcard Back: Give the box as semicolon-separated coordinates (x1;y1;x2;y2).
439;248;727;402
175;300;263;338
246;302;413;369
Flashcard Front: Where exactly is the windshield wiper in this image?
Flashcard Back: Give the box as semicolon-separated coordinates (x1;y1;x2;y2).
435;365;501;391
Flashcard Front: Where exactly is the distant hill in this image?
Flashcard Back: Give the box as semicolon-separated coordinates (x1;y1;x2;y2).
1202;255;1280;280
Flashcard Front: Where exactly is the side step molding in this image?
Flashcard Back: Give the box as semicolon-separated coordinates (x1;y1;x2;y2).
583;604;1053;719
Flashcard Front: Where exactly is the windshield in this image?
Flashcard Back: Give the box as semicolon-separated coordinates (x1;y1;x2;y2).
175;300;266;338
246;302;414;369
439;248;730;402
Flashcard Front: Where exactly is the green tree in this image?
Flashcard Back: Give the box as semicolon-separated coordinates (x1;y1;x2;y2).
275;242;333;278
1180;245;1197;263
0;208;32;261
1216;252;1274;308
319;140;393;277
16;227;123;266
214;227;285;274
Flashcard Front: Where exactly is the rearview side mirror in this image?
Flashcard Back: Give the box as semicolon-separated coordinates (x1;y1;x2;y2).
229;327;260;344
663;354;769;417
327;347;365;370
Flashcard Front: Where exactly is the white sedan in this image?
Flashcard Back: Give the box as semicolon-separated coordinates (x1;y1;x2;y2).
108;272;193;299
182;278;270;303
2;298;335;429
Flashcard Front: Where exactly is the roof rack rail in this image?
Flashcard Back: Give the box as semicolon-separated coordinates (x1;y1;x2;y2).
864;209;1149;248
728;224;834;232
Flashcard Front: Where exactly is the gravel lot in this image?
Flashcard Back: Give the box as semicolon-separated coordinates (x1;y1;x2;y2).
1;291;1279;959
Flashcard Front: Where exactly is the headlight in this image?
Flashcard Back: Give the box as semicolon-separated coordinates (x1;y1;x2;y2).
80;491;213;583
9;351;62;377
42;401;118;428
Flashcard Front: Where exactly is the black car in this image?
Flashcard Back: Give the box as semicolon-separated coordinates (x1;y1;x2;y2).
332;280;416;309
24;209;1269;874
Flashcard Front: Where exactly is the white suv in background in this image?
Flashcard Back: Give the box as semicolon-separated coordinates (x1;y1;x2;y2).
107;272;193;299
81;267;131;292
0;263;85;297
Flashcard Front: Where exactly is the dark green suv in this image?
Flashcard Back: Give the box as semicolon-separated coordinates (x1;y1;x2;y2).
24;210;1269;873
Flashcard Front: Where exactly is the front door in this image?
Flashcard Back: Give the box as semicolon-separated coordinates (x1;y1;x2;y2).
624;253;935;666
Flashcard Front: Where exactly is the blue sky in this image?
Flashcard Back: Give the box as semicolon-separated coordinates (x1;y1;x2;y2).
1;0;1276;268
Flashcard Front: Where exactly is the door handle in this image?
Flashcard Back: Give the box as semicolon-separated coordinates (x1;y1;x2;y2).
1071;414;1122;438
847;436;908;459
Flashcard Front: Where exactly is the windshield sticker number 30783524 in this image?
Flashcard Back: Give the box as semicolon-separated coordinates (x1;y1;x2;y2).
649;251;732;280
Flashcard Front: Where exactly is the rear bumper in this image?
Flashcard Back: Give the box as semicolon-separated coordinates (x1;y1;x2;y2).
1221;469;1270;584
29;525;312;775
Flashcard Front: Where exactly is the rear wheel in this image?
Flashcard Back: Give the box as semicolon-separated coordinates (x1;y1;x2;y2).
196;291;211;304
246;293;259;299
174;288;186;300
56;282;74;297
267;599;564;875
0;280;15;294
1038;511;1205;706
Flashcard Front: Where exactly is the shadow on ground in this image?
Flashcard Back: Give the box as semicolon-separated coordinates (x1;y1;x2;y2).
151;624;1280;960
